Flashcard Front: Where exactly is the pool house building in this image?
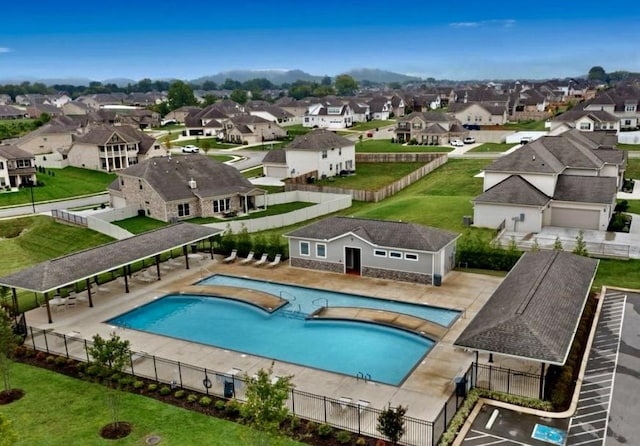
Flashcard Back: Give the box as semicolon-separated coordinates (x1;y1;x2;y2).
285;216;459;285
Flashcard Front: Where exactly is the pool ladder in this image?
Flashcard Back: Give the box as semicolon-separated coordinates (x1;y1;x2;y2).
312;297;329;309
356;371;371;383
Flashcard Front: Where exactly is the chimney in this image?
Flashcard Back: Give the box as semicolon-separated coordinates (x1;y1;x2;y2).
188;178;197;189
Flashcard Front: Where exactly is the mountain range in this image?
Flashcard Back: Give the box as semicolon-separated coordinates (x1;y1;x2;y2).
0;68;422;87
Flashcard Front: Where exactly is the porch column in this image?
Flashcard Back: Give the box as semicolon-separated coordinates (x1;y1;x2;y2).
44;291;52;324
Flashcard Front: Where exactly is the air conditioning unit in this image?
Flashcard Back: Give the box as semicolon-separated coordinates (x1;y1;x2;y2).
462;216;473;226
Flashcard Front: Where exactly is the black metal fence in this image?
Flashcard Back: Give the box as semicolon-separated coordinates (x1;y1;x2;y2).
51;209;87;227
27;326;444;445
473;362;543;399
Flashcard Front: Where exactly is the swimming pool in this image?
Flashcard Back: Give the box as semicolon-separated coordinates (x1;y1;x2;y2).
198;274;459;326
109;295;433;385
108;274;460;385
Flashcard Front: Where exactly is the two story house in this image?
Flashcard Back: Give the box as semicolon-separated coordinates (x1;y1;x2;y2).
303;101;353;129
0;145;37;189
473;130;625;233
394;111;467;144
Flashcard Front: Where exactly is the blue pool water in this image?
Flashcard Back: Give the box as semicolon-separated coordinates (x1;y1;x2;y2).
198;274;459;326
110;295;433;385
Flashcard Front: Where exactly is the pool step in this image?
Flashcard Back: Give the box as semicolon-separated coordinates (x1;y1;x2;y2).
278;310;307;320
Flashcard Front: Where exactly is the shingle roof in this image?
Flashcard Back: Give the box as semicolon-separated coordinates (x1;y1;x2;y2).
454;251;599;365
285;129;353;151
74;124;158;155
117;154;259;201
262;149;286;164
484;144;565;174
554;175;617;204
474;176;550;206
0;222;222;293
551;109;618;123
0;144;35;160
285;216;459;252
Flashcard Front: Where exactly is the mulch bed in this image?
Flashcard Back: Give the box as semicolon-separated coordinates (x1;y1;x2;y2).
14;349;382;446
0;388;25;405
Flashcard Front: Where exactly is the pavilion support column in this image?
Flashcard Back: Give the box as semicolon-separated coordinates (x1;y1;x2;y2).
474;351;479;387
155;255;161;280
183;245;190;270
11;287;19;323
85;278;94;308
44;291;52;324
122;266;130;294
539;363;546;400
209;237;214;260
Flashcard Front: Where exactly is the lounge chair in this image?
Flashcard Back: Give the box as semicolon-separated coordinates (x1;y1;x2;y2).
266;254;281;268
239;252;254;265
223;249;237;263
254;253;269;267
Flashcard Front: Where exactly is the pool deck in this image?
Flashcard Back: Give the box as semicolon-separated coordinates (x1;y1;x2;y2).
24;254;504;423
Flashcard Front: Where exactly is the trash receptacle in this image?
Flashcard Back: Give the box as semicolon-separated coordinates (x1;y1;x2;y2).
190;243;198;254
224;380;235;398
433;274;442;287
454;376;466;397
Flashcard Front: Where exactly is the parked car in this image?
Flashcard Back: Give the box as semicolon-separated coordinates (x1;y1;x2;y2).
463;137;475;144
463;124;481;131
450;139;464;147
520;137;533;144
182;145;200;153
366;132;374;137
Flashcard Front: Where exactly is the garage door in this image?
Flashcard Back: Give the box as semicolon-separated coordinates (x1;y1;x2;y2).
550;208;600;230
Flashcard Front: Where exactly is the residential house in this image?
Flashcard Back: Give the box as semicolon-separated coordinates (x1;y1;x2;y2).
0;94;11;105
68;124;166;172
368;96;392;120
548;109;619;133
447;102;508;126
0;105;28;120
75;93;127;110
390;94;406;117
12;116;82;161
303;101;353;129
0;145;37;189
184;105;228;137
348;100;371;123
223;115;286;145
274;97;309;123
284;216;459;285
62;101;93;116
248;104;295;125
578;85;640;130
164;106;202;124
108;154;266;222
394;111;467;144
27;103;63;118
473;129;625;232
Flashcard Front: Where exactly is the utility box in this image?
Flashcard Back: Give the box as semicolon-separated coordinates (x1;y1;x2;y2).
433;274;442;287
224;380;235;398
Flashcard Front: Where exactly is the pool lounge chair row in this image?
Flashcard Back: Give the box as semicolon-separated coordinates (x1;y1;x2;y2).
227;252;281;268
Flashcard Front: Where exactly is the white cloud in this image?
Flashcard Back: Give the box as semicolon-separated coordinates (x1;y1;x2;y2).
449;22;480;28
0;47;11;53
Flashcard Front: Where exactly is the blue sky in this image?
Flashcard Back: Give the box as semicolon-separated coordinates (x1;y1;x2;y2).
1;0;639;82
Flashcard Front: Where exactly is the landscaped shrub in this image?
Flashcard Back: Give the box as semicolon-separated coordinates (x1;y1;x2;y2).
54;356;67;367
252;233;268;257
147;383;158;392
336;430;351;444
235;225;252;257
187;394;198;403
35;351;46;361
306;421;318;433
118;376;134;387
45;355;56;364
317;423;333;438
224;399;241;417
289;416;301;431
174;389;185;399
214;400;226;411
356;437;367;446
159;386;171;396
86;364;101;376
132;380;144;389
456;230;522;271
13;345;27;358
198;396;212;407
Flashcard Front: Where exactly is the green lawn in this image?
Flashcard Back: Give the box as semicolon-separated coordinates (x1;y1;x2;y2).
209;155;235;163
2;362;302;446
350;120;395;131
592;258;640;291
468;143;517;153
626;159;640;180
242;166;264;178
283;124;311;137
188;202;315;224
0;119;40;140
0;167;115;207
500;120;547;131
357;139;452;153
617;143;640;151
113;216;169;234
173;139;240;150
314;162;426;190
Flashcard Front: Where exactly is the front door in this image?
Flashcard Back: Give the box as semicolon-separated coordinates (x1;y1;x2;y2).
344;247;361;275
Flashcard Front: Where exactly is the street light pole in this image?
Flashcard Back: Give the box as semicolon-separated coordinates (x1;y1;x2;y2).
28;179;35;213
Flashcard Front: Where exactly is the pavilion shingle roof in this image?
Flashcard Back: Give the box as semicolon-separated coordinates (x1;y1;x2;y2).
285;216;459;252
0;223;222;293
454;251;598;365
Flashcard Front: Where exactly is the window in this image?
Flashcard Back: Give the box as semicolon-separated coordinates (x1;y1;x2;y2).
138;180;143;190
329;164;333;171
120;178;124;186
177;203;190;217
0;161;4;170
213;198;230;213
316;243;326;258
389;251;402;259
17;159;30;168
625;119;632;126
579;122;592;130
374;249;387;257
321;150;327;159
404;253;419;261
338;148;342;156
625;105;636;112
300;241;310;256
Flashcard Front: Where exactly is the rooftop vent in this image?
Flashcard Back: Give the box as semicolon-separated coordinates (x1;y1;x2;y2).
188;178;197;189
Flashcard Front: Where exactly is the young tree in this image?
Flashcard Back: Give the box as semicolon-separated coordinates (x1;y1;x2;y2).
0;308;20;396
167;80;197;110
334;74;358;96
236;224;253;257
572;230;589;256
377;404;407;445
241;363;294;445
87;332;132;438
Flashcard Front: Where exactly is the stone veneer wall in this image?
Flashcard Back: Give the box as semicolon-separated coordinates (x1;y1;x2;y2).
290;258;342;274
362;266;433;285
